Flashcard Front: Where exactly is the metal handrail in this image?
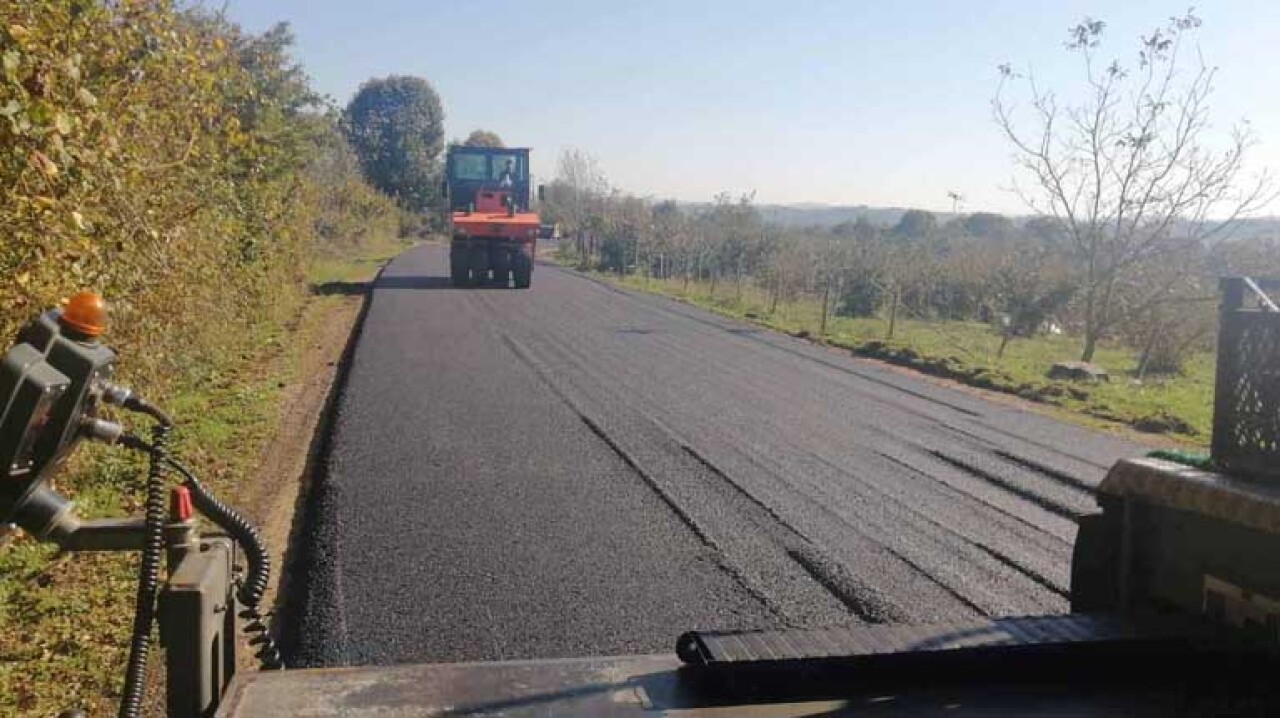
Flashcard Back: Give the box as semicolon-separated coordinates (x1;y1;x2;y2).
1212;276;1280;481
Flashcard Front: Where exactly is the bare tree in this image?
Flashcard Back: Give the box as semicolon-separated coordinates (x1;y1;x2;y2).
994;12;1273;361
544;149;610;264
767;231;815;315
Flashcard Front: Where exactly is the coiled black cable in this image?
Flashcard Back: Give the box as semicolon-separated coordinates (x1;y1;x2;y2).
166;457;285;670
117;422;170;718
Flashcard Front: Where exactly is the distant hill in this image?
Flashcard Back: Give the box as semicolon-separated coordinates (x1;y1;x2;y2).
756;204;928;228
748;203;1280;239
677;202;938;228
1209;216;1280;241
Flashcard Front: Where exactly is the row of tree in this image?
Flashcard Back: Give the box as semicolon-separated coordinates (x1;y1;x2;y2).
547;162;1279;374
0;2;399;390
541;11;1277;374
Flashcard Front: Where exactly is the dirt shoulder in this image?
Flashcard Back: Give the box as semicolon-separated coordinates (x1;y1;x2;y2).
230;277;382;680
244;294;365;633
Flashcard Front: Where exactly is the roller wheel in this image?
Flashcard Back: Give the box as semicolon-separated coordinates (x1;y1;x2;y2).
470;248;489;285
450;254;466;287
513;258;532;289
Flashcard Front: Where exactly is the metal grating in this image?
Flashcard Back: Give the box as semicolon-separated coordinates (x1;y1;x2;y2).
1213;278;1280;482
675;614;1186;666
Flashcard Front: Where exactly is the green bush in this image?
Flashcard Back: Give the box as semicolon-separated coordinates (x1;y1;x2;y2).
0;5;398;713
0;2;395;392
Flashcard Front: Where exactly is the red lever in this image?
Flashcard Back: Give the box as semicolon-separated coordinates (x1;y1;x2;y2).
169;486;193;523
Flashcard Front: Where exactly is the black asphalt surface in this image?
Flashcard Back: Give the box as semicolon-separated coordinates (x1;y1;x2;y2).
286;243;1147;668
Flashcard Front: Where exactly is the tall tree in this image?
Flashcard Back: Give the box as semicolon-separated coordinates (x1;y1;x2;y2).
543;148;610;262
463;129;504;148
344;76;444;210
962;212;1015;242
892;209;937;239
995;12;1273;361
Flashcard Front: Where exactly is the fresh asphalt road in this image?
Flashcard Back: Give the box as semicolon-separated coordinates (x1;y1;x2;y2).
286;243;1147;668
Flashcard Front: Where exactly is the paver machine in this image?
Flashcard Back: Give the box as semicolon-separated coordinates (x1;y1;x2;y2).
443;145;540;288
4;278;1280;716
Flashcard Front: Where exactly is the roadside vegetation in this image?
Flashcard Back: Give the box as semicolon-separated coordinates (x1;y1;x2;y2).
604;271;1213;440
0;2;421;715
543;12;1276;444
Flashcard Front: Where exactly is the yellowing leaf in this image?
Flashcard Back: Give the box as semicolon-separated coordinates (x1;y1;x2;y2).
7;24;30;42
29;150;57;177
76;88;97;107
71;211;85;230
53;113;72;135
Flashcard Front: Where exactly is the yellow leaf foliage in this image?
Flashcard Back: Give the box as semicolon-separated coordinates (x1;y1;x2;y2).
0;4;400;711
0;1;398;391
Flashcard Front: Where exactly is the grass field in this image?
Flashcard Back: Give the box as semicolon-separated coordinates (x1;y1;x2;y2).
601;270;1212;445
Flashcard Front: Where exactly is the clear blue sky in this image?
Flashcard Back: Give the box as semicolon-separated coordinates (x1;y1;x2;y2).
226;0;1280;214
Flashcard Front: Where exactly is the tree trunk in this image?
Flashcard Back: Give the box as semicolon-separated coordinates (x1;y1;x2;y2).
1082;274;1117;363
887;284;900;340
710;268;718;297
820;279;831;337
770;272;781;314
735;257;744;304
1080;332;1100;363
1079;267;1110;363
1136;311;1161;381
1079;289;1096;361
997;331;1012;360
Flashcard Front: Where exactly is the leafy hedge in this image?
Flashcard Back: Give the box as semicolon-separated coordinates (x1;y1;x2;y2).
0;1;397;390
0;5;398;713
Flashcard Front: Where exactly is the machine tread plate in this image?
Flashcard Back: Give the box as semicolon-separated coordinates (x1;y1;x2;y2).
676;613;1194;666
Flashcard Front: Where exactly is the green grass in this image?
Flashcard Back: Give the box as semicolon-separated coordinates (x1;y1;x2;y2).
605;272;1213;444
0;245;400;717
0;370;286;715
0;331;293;716
309;236;413;286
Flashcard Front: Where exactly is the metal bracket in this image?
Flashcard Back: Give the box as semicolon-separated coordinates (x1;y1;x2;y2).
160;536;238;718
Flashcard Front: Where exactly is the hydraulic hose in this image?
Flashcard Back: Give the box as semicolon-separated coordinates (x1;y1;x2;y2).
120;394;173;427
166;457;285;669
117;422;170;718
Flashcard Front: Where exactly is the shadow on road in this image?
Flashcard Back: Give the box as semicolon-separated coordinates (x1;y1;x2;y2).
310;281;368;296
375;275;455;290
376;275;525;291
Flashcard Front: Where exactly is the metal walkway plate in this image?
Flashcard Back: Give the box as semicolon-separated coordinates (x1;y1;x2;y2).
676;613;1195;666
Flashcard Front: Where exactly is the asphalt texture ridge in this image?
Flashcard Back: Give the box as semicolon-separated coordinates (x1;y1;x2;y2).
285;244;1147;668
